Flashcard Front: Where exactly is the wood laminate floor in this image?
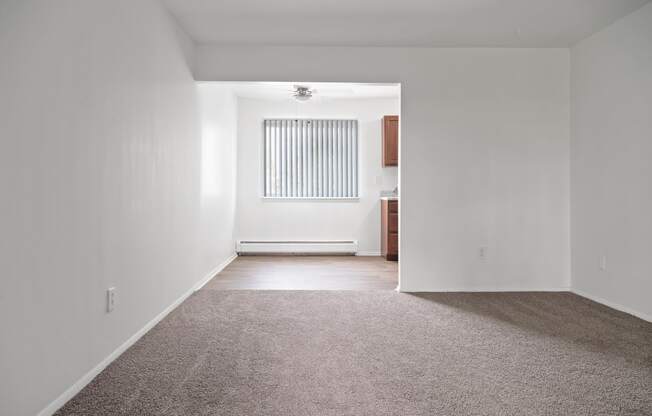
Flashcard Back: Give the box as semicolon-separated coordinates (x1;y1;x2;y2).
204;255;398;290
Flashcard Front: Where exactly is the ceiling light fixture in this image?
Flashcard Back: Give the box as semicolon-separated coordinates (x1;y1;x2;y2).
293;85;313;102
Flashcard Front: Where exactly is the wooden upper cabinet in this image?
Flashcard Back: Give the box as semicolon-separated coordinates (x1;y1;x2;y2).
382;115;399;167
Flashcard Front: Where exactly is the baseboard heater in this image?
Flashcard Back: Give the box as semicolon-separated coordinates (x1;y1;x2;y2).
236;240;358;255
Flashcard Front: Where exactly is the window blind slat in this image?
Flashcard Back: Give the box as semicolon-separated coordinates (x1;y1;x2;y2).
304;120;307;197
264;121;269;196
281;120;286;197
317;121;322;197
329;120;334;197
353;122;358;197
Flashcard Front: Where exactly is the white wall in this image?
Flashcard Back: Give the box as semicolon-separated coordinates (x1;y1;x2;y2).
571;3;652;320
196;46;571;291
0;1;235;415
234;96;399;254
198;84;239;272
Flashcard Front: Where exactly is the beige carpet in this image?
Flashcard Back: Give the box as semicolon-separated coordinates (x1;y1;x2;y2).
55;291;652;415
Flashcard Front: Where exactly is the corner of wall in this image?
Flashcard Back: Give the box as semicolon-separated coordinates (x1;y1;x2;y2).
163;4;197;79
567;1;652;322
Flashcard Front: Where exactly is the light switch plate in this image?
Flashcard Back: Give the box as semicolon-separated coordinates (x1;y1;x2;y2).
599;255;607;271
107;287;116;313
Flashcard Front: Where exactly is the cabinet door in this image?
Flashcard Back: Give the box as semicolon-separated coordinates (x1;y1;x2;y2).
388;233;399;256
383;115;399;166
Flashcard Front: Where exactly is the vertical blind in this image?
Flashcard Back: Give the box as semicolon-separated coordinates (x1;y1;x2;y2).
263;119;359;198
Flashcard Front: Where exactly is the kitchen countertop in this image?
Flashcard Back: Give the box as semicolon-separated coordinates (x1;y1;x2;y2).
380;196;399;201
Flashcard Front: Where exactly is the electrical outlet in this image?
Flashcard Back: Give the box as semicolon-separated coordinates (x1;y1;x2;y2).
599;255;607;271
107;287;116;313
479;246;488;261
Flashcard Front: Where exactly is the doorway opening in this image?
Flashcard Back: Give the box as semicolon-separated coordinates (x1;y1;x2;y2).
198;81;401;290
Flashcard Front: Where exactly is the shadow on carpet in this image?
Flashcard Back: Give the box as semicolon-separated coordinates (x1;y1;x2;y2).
56;291;652;416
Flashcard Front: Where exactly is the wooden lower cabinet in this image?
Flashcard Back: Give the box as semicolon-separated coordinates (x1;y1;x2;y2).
381;199;398;261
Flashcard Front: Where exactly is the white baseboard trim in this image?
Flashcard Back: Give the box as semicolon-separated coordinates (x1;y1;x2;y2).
571;288;652;323
237;240;357;255
38;253;237;416
355;251;381;256
398;287;570;293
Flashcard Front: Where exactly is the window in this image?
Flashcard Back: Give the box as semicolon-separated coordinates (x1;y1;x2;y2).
263;119;359;199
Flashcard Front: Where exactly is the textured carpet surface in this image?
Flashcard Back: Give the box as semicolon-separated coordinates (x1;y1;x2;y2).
56;291;652;415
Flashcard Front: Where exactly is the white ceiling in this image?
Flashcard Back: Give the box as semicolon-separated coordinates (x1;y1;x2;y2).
206;82;400;101
162;0;649;47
